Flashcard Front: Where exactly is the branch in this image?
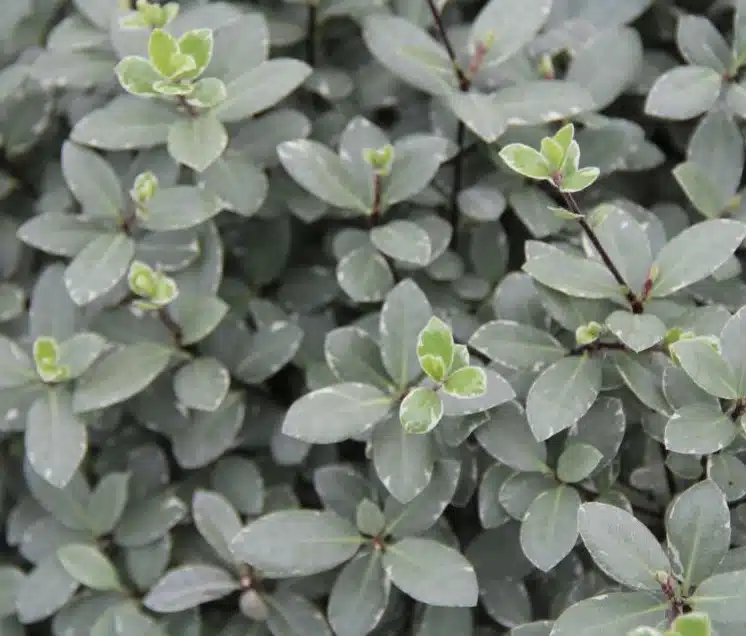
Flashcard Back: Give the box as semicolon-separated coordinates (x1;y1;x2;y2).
424;0;469;90
560;190;645;314
306;3;318;67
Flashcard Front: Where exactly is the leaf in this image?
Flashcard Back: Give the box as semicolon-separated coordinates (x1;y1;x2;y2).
399;387;443;434
86;472;129;536
499;144;551;180
475;401;548;472
669;337;739;399
17;212;108;258
687;109;743;198
167;114;227;172
171;391;244;469
470;0;552;68
0;567;23;618
666;480;730;594
469;319;566;371
676;15;730;73
382;134;448;207
278;139;366;211
173;357;229;412
282;382;392;444
384;459;461;537
566;27;643;110
445;91;506;143
551;592;666;636
234;321;303;384
64;233;135;306
230;510;362;578
61;141;123;219
57;544;121;591
519;485;581;572
664;403;737;455
379;279;432;388
192;490;242;565
214;58;312;123
373;413;435;503
557;443;604;483
15;555;79;624
70;96;174;150
383;537;478;607
328;550;390;636
0;335;36;390
362;15;455;95
211;456;264;516
650;220;746;297
613;352;671;415
494;81;595;126
645;66;722;120
325;326;392;392
718;306;746;395
115;56;161;97
606;311;666;353
114;492;187;548
265;589;333;636
440;367;515;417
578;502;671;592
371;220;432;266
25;388;87;489
442;367;486;398
73;343;172;413
690;570;746;623
57;332;109;379
143;565;239;613
674;162;728;219
336;245;395;303
526;355;603;441
140;186;219;231
523;242;621;300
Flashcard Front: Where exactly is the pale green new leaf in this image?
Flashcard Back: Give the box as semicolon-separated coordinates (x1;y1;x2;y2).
399;387;443;434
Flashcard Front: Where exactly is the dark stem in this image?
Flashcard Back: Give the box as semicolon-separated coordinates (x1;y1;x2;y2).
177;95;199;118
306;3;318;67
424;0;470;248
424;0;469;90
731;397;746;422
158;307;183;346
569;341;667;357
371;174;382;223
560;190;645;314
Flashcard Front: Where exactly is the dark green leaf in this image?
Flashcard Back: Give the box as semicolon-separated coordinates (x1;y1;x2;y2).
551;592;666;636
144;565;239;613
282;382;393;444
230;510;363;577
167;114;227;172
645;66;722;121
57;544;121;591
383;538;478;607
665;403;737;455
578;502;670;592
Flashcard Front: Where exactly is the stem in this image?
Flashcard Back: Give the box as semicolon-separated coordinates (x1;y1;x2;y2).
424;0;469;90
177;95;199;118
371;174;383;222
306;3;318;67
560;190;645;314
731;397;746;422
158;307;183;346
569;341;667;357
424;0;471;248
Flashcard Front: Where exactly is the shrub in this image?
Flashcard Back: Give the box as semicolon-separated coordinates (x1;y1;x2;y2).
3;0;746;635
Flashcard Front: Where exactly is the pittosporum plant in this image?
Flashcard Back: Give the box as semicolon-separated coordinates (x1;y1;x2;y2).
5;0;746;635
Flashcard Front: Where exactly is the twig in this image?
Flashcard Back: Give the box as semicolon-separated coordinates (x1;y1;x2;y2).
158;307;183;347
425;0;469;90
424;0;472;247
306;3;318;67
560;190;645;314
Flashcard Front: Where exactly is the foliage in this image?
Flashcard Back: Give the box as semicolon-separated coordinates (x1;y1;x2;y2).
4;0;746;635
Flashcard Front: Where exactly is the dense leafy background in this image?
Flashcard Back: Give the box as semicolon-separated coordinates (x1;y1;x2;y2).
4;0;746;635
